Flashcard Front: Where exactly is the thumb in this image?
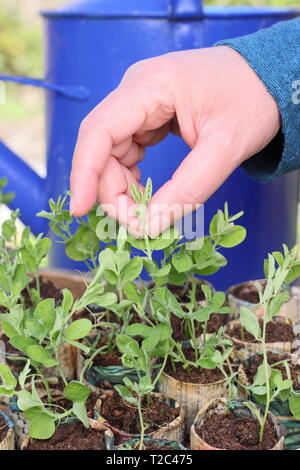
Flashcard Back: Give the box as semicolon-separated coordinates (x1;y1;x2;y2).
146;136;241;238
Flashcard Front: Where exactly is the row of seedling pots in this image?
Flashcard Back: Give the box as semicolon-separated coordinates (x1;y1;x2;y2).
0;183;300;450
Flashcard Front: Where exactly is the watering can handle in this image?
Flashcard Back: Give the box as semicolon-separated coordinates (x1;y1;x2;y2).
171;0;203;16
0;75;89;100
0;74;88;234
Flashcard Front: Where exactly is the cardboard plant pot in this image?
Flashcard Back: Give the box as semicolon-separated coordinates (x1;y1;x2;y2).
39;268;92;301
0;408;15;450
97;392;184;446
224;316;299;360
238;352;300;450
190;398;285;450
227;280;300;323
158;369;227;434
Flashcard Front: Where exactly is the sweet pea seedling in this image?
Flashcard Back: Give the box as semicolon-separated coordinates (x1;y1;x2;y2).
0;265;117;439
240;245;300;442
115;321;173;450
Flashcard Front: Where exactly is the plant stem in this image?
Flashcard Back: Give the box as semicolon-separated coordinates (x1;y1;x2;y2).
36;367;52;404
153;354;168;388
260;317;271;443
79;346;107;383
137;396;145;451
190;277;197;310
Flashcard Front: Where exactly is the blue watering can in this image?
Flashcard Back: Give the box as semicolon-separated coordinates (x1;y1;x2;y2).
0;0;299;289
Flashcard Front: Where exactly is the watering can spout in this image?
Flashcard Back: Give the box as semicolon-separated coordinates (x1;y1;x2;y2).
0;141;47;235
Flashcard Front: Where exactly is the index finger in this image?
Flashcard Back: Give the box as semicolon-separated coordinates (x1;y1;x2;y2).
70;85;147;216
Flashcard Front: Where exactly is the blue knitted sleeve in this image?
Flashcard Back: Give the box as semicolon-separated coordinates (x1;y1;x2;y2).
216;17;300;182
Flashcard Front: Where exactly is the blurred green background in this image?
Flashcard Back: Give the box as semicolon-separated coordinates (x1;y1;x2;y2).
0;0;299;172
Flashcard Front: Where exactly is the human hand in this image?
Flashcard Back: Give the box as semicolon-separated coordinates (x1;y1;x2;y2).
70;46;280;237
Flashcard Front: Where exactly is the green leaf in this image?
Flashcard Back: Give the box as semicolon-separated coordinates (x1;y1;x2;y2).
142;331;159;352
65;339;91;355
26;345;58;368
240;306;261;340
212;291;226;309
218;225;246;248
116;335;139;355
9;335;38;353
289;395;300;420
63;381;91;403
73;402;89;428
115;385;138;405
0;364;17;397
124;282;144;304
16;390;42;411
172;250;193;273
34;298;56;330
61;289;74;314
152;264;171;278
94;292;117;308
19;361;31;389
267;292;289;320
25;319;47;341
65;240;88;261
128;227;179;251
126;324;152;337
251;385;268;395
253;364;271;386
64;319;92;340
29;413;56;440
144;177;153;205
122;257;143;283
1;320;18;338
198;359;217;369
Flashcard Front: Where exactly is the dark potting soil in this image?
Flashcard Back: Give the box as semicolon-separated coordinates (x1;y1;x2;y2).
0;334;18;355
0;416;8;443
101;392;179;434
230;319;294;343
244;352;300;390
25;421;105;450
232;280;267;305
84;336;123;367
167;281;207;303
93;350;122;367
164;349;224;384
196;412;277;450
23;276;63;308
171;313;228;342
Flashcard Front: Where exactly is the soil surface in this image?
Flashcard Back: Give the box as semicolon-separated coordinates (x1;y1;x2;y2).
164;348;225;384
25;421;105;450
196;412;277;450
101;392;179;434
0;416;8;443
244;352;300;390
23;276;63;308
93;350;122;367
84;336;123;367
171;312;228;342
229;319;294;343
0;333;19;355
231;281;266;304
167;281;208;303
